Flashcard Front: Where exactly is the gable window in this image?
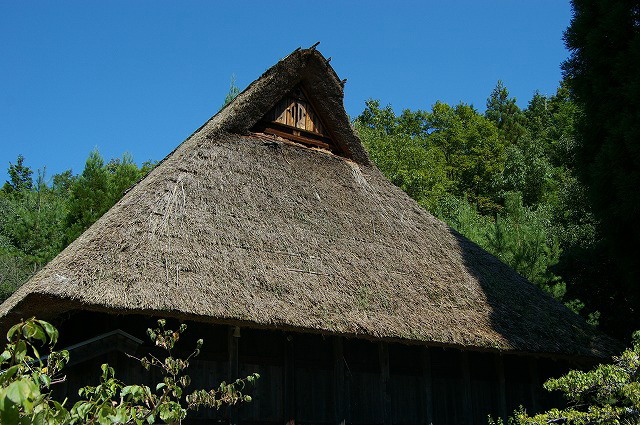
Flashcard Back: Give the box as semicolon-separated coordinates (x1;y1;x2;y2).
270;87;325;135
252;86;340;154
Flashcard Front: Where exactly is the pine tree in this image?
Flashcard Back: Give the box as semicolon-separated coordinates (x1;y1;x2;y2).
3;155;33;194
222;75;240;108
485;81;527;145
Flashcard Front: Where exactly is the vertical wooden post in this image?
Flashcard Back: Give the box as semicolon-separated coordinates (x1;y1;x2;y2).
333;337;346;425
421;347;434;425
379;342;391;425
461;352;473;424
228;326;239;425
529;357;539;414
495;354;507;421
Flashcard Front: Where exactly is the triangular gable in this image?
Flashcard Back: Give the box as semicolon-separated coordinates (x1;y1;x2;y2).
211;48;371;164
251;85;342;154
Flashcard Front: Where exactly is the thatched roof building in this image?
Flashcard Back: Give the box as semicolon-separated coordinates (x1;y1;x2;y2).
0;48;611;358
0;47;619;425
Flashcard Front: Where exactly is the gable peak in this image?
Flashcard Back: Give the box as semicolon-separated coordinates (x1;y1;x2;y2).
213;48;371;164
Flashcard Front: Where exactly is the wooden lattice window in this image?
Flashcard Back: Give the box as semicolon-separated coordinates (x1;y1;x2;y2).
252;86;338;153
269;87;325;135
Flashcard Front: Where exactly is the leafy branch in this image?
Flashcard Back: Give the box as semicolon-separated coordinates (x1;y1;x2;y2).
0;317;259;424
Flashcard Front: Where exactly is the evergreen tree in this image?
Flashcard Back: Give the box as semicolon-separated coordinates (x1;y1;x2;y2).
563;0;640;336
3;155;33;194
65;149;110;241
222;74;240;108
485;81;527;145
0;151;153;302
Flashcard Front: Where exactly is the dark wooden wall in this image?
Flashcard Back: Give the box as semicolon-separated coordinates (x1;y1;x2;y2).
53;313;575;425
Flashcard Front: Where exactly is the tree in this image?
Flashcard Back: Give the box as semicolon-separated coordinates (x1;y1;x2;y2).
355;102;450;211
52;170;75;196
0;151;154;303
66;150;152;243
484;192;564;298
3;155;33;194
0;317;258;424
485;81;527;145
65;149;109;242
222;75;240;108
563;0;640;337
427;101;505;213
0;157;70;297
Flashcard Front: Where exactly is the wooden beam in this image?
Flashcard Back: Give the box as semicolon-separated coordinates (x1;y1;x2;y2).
51;329;142;367
379;342;391;425
461;352;473;424
262;126;334;150
334;337;346;425
495;354;507;421
421;347;434;425
284;335;295;425
228;326;239;425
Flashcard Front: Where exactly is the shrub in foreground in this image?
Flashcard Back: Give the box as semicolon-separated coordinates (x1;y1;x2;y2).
490;332;640;425
0;317;258;424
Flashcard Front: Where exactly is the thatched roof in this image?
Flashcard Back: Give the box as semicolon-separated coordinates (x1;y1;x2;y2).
0;48;615;358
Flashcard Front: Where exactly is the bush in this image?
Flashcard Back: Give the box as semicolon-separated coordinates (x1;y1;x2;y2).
0;318;258;424
490;332;640;425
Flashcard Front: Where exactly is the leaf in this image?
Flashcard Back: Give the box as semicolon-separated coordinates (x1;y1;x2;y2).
121;385;147;402
0;365;20;385
72;401;94;419
38;374;51;388
6;379;37;405
7;323;21;342
14;340;27;362
0;396;19;425
36;320;59;346
111;407;130;423
22;322;46;345
0;350;12;364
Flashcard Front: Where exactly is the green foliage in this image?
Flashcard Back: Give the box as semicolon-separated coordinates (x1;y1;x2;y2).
0;251;34;301
356;83;604;324
485;81;527;145
66;150;155;242
0;318;70;424
428;101;505;213
356;99;506;213
490;332;640;425
562;0;640;336
222;74;240;108
0;318;258;424
2;155;33;194
485;192;562;295
355;102;449;212
0;152;154;302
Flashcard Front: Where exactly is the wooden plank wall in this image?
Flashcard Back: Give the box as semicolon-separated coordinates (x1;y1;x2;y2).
223;329;552;425
54;316;574;425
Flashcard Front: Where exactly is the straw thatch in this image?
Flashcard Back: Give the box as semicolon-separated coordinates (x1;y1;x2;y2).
0;48;615;358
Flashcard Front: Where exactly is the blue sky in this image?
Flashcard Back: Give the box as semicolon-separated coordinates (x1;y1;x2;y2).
1;1;572;182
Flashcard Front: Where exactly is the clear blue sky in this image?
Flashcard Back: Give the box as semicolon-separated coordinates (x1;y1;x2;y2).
1;1;572;182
